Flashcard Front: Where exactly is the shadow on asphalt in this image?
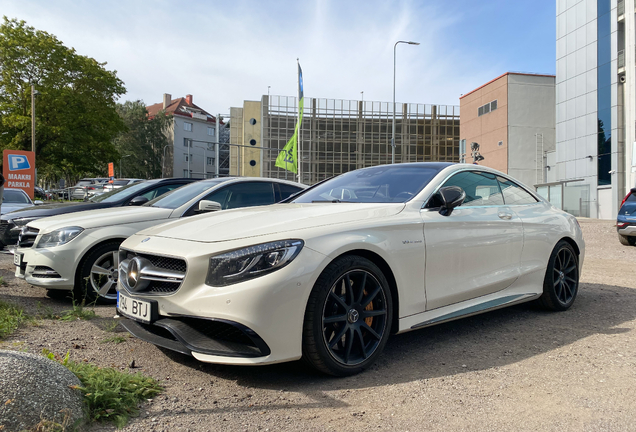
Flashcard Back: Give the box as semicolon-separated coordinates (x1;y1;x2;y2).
154;282;635;396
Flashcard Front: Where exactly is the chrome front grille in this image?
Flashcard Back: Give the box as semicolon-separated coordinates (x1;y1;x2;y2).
18;227;40;248
119;249;186;295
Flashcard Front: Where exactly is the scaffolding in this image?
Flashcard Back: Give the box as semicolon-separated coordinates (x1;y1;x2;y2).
261;96;460;185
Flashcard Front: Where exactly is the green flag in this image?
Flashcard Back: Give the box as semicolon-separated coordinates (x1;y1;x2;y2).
276;63;303;173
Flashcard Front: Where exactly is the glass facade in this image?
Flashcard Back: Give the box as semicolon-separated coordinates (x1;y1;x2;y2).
597;0;612;185
262;96;460;185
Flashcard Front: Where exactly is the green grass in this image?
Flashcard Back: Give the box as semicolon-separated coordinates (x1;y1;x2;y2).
42;350;162;428
0;300;31;339
37;298;97;322
100;335;128;344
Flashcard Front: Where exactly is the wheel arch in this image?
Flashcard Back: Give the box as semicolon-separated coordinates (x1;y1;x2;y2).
74;237;127;281
335;248;400;335
558;236;580;257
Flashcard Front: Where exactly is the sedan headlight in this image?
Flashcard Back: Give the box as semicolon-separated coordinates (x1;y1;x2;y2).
10;217;38;228
36;227;84;248
206;240;304;287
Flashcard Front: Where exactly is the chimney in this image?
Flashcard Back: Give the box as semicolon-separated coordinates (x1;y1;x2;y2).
185;94;193;105
163;93;171;109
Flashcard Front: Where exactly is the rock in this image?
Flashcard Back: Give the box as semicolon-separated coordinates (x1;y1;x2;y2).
0;350;84;431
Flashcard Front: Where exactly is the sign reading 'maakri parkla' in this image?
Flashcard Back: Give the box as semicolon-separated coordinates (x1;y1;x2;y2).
3;149;35;199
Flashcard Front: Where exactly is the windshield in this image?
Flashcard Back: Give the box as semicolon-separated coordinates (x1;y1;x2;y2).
89;181;150;203
292;165;443;203
3;190;31;204
147;179;229;209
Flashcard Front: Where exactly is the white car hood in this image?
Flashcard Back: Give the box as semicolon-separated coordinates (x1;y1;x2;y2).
29;206;173;233
139;203;405;243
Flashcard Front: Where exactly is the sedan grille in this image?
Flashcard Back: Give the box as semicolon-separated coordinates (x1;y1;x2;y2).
18;227;40;248
119;249;186;295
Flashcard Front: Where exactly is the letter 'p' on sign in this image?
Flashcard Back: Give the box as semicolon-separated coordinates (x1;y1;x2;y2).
3;150;36;199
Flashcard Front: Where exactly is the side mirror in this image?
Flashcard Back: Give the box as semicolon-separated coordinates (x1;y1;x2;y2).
198;200;222;212
438;186;466;216
33;200;44;205
129;196;149;206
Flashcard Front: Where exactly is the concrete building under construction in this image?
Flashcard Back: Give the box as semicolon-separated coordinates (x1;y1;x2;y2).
229;96;460;185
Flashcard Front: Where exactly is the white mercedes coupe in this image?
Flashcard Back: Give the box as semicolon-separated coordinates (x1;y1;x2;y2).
116;163;584;376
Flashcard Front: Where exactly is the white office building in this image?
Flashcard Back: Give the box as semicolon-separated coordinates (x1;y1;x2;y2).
554;0;635;219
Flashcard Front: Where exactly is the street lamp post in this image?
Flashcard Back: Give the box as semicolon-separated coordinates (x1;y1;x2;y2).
31;85;40;155
119;155;131;178
392;40;419;164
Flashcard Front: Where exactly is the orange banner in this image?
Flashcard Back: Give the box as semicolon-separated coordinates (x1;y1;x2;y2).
3;150;35;199
108;162;114;179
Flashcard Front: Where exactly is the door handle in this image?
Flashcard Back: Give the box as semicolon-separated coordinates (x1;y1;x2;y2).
498;212;512;220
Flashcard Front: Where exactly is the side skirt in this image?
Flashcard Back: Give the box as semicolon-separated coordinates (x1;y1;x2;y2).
409;293;540;331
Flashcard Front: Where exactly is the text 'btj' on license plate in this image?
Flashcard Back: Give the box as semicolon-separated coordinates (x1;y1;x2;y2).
117;292;154;323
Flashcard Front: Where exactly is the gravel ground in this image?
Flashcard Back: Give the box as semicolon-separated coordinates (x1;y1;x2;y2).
1;218;635;431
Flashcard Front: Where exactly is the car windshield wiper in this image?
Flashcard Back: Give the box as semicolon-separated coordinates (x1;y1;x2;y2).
311;199;354;203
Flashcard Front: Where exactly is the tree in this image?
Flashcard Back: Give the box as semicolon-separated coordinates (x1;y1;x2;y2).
113;101;172;179
0;17;126;184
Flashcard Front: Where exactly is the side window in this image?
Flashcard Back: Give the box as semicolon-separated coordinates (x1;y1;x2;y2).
497;177;538;205
184;182;275;216
139;184;182;201
439;171;504;207
225;182;275;209
276;183;304;201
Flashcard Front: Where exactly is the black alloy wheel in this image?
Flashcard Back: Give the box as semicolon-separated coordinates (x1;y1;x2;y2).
303;255;392;376
539;240;579;311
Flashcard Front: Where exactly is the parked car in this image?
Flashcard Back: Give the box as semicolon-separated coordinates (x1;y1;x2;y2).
70;178;110;200
0;178;197;249
115;163;584;376
34;187;48;201
14;177;305;303
617;187;636;245
102;179;144;194
1;189;42;215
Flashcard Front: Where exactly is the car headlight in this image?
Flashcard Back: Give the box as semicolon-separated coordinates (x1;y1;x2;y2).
36;227;84;248
206;240;304;287
10;217;38;228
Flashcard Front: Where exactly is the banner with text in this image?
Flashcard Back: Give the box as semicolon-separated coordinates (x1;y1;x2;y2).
3;150;35;199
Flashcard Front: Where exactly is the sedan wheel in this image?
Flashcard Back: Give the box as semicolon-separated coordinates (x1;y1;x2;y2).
75;241;121;303
303;256;392;376
539;240;579;311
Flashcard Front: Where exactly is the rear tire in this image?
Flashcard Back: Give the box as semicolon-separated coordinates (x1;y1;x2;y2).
538;240;579;311
618;234;636;246
74;241;122;304
302;255;393;376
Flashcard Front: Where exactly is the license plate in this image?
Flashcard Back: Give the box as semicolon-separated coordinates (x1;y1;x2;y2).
117;292;156;323
14;253;22;266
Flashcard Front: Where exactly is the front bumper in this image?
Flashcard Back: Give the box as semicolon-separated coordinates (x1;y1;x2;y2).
119;316;271;358
116;236;329;366
14;245;77;290
0;220;19;248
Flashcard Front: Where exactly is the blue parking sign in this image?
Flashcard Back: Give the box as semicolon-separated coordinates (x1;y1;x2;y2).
8;154;31;171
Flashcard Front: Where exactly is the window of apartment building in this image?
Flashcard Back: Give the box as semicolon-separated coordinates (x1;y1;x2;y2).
183;138;191;147
207;157;213;165
184;153;189;162
184;122;193;132
207;127;215;136
477;100;497;117
183;169;190;178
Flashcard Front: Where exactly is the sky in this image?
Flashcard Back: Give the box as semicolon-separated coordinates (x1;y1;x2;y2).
1;0;557;115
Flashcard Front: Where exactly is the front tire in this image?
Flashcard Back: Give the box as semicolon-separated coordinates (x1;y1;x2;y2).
302;255;393;376
538;240;579;311
74;241;122;304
